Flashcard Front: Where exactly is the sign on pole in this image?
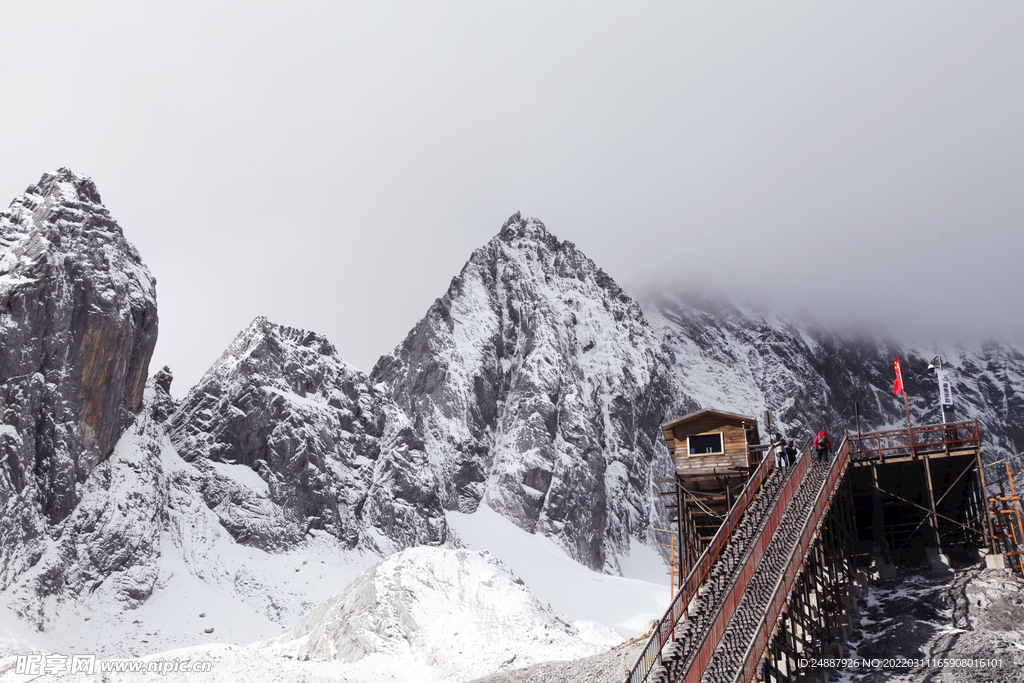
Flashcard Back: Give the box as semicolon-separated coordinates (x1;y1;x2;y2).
937;369;954;407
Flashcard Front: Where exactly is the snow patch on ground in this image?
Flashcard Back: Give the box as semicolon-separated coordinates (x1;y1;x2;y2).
1;545;631;683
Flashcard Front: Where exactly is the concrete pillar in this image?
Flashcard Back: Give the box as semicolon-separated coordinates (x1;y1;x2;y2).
985;553;1005;569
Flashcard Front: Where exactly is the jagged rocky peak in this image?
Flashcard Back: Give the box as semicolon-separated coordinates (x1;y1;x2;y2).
498;210;557;244
197;317;354;403
372;214;680;572
0;168;158;526
168;316;449;552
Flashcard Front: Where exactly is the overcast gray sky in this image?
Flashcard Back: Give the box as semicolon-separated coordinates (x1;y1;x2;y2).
2;2;1022;394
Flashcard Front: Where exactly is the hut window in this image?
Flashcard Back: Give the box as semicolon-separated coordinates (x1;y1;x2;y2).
689;433;723;455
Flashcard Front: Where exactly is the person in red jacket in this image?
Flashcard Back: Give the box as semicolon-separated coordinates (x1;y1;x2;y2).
814;430;832;462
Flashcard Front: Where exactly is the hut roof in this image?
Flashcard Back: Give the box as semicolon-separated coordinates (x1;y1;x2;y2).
662;408;758;431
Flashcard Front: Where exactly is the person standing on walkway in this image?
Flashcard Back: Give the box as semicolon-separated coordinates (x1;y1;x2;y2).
785;440;798;465
814;430;832;462
773;434;787;467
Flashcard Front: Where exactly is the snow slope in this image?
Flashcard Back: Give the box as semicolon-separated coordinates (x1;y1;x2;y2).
1;547;628;683
266;547;622;682
0;382;382;661
448;504;669;638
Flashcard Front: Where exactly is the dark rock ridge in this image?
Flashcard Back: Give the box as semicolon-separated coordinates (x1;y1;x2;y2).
149;365;177;424
168;317;448;551
0;169;157;588
372;213;687;571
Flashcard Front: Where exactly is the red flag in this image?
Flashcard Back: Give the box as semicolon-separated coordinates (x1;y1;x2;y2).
892;356;904;395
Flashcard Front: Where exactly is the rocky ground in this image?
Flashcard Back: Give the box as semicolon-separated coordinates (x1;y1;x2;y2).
465;636;647;683
838;564;1024;683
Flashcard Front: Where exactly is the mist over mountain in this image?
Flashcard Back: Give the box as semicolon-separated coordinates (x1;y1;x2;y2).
644;290;1024;466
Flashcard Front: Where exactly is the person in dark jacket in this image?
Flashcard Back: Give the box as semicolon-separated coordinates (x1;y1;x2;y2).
814;430;832;462
785;440;798;464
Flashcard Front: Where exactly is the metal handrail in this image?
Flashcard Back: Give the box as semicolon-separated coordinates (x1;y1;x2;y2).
849;419;980;463
733;436;852;683
677;439;813;683
625;442;780;683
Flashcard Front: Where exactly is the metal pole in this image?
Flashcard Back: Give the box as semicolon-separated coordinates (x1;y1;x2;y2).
902;386;915;457
1007;460;1024;559
977;450;995;554
677;478;686;590
923;455;942;553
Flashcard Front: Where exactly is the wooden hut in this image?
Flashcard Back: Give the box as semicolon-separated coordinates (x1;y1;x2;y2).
661;408;762;580
662;408;761;475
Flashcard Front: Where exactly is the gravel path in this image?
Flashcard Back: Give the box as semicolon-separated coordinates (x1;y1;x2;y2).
465;638;647;683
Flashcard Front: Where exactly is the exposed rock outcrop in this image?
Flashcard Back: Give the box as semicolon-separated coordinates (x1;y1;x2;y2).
0;168;157;590
4;378;170;628
842;567;1024;683
168;317;449;552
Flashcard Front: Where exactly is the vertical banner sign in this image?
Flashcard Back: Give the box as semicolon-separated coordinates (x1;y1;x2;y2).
937;369;954;406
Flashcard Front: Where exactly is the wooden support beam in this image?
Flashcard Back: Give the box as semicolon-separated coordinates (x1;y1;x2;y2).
977;449;996;553
871;464;887;558
923;455;943;551
872;481;986;537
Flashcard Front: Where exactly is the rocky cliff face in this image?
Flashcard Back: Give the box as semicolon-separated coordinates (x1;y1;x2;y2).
168;317;449;552
372;214;686;572
0;169;157;592
3;377;170;628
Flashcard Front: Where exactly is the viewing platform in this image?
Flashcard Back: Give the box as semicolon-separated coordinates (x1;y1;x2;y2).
847;419;981;464
628;415;1020;683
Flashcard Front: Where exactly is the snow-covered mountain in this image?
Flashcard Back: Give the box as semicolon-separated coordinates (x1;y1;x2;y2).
646;290;1024;467
372;214;685;573
0;169;157;620
168;317;449;553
